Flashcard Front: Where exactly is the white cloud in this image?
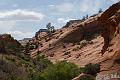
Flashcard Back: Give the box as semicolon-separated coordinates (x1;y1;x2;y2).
79;0;101;14
0;9;45;21
57;18;74;23
7;31;34;40
57;3;74;12
79;0;89;12
0;21;16;32
110;0;119;3
49;5;55;7
50;3;74;13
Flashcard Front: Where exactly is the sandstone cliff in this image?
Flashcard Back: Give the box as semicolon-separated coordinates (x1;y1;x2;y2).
29;1;120;78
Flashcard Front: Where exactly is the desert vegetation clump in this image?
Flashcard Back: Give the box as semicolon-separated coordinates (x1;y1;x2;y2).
0;38;23;55
1;54;100;80
40;61;80;80
64;51;71;55
80;40;88;47
82;31;100;41
46;23;55;34
0;59;29;80
72;40;92;51
73;46;81;51
33;54;52;71
98;8;103;13
46;22;55;40
28;60;81;80
79;63;100;76
78;63;100;80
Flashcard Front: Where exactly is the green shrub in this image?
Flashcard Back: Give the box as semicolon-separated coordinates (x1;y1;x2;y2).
5;56;16;62
78;40;94;49
73;46;81;51
83;31;100;41
0;59;29;80
83;63;100;76
33;54;52;71
40;61;80;80
29;72;45;80
19;53;30;61
36;54;52;66
64;51;70;55
5;42;23;53
79;67;86;73
79;40;88;48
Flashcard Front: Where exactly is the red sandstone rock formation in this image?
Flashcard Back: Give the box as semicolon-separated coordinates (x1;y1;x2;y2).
30;1;120;78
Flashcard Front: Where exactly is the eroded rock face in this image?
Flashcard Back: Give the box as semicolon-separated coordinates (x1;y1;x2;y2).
98;2;120;54
21;2;120;80
30;14;103;58
30;1;120;77
0;34;22;54
95;1;120;76
70;1;120;78
61;19;100;43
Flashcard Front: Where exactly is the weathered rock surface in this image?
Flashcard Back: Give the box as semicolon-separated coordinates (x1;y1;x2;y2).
96;2;120;78
29;1;120;79
0;34;22;54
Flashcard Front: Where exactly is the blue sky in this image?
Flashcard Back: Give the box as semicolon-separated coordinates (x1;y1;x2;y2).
0;0;118;40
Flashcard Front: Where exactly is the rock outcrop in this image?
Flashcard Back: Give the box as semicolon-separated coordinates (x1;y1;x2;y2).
29;1;120;78
96;1;120;77
30;12;102;58
0;34;22;54
98;2;120;54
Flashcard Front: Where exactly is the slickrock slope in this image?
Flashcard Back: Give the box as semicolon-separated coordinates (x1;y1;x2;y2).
29;1;120;78
30;13;102;58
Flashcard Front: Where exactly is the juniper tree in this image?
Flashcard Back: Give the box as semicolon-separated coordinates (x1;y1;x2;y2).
98;8;103;13
46;23;55;39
